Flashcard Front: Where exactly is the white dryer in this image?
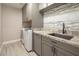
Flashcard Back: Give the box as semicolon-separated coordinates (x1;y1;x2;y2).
22;28;32;52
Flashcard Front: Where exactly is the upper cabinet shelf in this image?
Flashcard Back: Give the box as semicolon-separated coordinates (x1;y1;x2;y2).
39;3;67;13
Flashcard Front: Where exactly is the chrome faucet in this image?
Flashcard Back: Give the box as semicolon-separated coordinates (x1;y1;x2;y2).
62;22;67;34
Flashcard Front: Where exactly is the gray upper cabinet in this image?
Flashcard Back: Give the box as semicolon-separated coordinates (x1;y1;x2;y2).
22;3;43;28
22;4;27;22
22;4;32;21
33;33;42;55
26;4;32;20
40;3;67;13
39;3;53;10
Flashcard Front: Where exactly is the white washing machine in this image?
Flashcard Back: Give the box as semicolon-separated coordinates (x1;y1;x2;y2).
22;28;32;52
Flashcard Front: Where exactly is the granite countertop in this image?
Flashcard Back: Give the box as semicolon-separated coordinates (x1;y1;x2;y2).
33;30;79;48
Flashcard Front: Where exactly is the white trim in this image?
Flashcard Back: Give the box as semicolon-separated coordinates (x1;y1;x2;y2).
3;39;21;45
0;39;21;55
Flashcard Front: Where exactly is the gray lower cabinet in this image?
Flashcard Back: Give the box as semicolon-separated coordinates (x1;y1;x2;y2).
42;41;55;56
33;33;42;55
33;32;75;56
55;47;74;56
42;36;56;56
41;36;74;56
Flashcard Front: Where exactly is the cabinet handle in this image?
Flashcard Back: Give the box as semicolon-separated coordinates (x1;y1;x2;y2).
52;47;55;56
52;47;55;51
54;47;56;56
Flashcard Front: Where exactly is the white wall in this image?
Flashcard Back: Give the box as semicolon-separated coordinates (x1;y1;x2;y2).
44;4;79;31
0;4;3;47
2;5;22;42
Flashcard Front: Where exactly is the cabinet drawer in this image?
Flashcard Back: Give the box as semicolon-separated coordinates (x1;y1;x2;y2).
55;46;74;56
42;36;57;45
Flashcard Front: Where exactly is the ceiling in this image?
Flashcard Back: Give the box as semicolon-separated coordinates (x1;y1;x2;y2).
3;3;25;9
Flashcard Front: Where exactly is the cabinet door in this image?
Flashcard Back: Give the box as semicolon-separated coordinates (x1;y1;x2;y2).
55;47;74;56
22;4;27;21
42;41;55;56
33;33;42;55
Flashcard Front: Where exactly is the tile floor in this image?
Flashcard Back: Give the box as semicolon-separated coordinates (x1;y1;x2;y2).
0;41;37;56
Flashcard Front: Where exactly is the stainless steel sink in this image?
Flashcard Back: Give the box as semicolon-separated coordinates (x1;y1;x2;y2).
48;33;73;40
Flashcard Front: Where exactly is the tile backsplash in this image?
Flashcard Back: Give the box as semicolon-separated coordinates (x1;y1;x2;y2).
44;4;79;32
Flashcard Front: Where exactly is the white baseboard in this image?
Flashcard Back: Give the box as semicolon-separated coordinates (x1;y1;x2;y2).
0;39;21;55
3;39;21;45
